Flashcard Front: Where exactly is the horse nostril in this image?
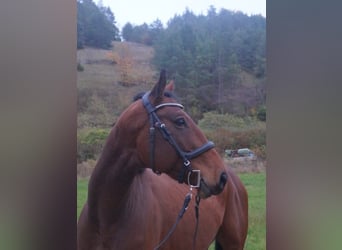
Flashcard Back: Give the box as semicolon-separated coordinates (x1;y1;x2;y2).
219;172;228;189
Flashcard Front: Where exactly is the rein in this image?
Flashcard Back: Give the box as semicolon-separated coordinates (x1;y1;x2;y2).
141;91;215;184
153;187;201;250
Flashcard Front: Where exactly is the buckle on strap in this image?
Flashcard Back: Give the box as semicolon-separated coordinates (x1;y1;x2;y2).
187;169;201;188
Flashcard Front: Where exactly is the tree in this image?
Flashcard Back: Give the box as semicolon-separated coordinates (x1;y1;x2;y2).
152;7;266;116
122;22;134;41
149;19;164;44
122;20;164;46
99;6;121;41
77;0;120;49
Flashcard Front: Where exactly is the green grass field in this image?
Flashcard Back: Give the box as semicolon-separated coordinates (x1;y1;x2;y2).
238;172;266;250
77;179;88;217
77;172;265;250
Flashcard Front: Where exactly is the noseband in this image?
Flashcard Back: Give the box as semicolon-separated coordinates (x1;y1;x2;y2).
142;92;215;184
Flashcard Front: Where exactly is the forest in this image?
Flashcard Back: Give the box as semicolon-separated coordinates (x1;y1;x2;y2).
77;0;266;162
78;0;265;118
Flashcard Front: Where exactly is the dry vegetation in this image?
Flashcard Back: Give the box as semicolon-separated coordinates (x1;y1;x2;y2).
77;41;156;89
77;159;97;180
77;41;159;128
224;158;266;173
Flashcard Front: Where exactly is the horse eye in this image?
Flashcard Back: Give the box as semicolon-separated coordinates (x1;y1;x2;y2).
175;117;186;127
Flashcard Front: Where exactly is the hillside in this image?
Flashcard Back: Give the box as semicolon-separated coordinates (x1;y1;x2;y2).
77;41;264;128
77;41;159;128
77;41;156;88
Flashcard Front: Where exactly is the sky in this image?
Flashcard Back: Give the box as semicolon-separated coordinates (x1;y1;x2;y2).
101;0;266;29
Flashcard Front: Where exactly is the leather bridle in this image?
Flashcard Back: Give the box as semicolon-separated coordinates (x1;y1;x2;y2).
142;91;215;185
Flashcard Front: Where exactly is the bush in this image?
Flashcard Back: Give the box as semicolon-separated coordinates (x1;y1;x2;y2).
198;112;266;159
252;144;266;160
77;128;110;162
198;111;247;130
257;105;266;121
77;62;84;72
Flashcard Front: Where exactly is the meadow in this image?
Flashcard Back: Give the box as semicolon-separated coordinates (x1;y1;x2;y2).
77;172;265;250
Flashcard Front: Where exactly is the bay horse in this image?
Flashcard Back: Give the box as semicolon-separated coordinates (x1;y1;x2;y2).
77;70;248;250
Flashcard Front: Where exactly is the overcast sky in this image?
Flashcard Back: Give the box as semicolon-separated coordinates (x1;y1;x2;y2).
101;0;266;29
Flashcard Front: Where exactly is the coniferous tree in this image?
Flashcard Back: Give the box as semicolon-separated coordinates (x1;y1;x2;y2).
151;8;266;116
122;20;164;45
77;0;120;49
122;22;134;42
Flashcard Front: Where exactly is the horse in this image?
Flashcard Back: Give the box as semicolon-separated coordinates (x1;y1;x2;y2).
77;70;248;250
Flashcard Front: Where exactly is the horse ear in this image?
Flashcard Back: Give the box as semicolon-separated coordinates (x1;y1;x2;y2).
150;70;166;102
165;80;175;92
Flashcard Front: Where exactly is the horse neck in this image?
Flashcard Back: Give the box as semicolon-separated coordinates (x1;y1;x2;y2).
87;124;143;225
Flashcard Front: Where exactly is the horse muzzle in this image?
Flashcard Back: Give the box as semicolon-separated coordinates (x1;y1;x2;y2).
198;172;228;198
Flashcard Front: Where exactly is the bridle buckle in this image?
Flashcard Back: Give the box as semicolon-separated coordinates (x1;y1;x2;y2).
187;169;201;188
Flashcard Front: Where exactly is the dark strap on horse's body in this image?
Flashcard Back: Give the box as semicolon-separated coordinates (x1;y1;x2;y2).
153;193;200;250
192;194;201;249
153;193;192;250
142;92;215;183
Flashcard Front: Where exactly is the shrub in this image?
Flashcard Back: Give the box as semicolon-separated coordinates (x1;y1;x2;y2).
77;62;84;72
198;112;266;159
198;111;247;130
257;105;266;121
204;127;266;159
77;128;110;162
252;145;266;160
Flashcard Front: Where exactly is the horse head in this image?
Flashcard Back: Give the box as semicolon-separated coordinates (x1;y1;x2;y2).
119;70;227;198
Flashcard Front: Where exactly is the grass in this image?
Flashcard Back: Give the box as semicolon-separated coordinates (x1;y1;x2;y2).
239;172;266;250
77;172;265;250
77;179;89;218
